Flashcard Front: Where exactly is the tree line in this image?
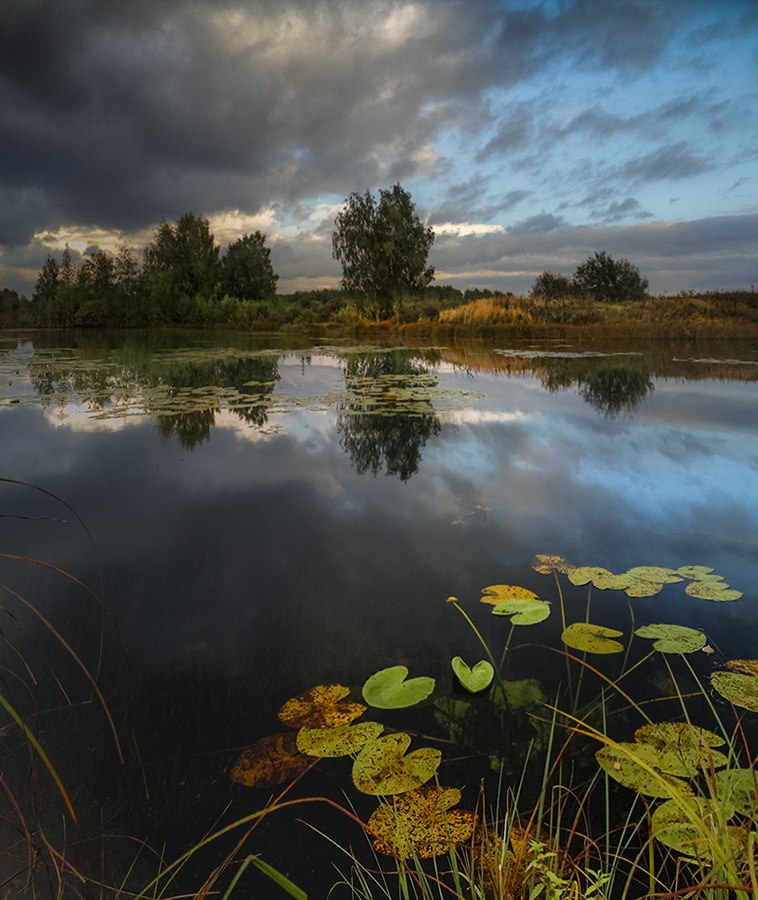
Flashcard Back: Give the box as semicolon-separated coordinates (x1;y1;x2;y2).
1;183;655;329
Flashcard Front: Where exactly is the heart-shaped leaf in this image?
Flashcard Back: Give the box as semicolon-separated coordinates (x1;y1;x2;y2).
367;786;476;858
278;684;366;729
352;732;441;795
296;721;384;758
362;665;435;709
451;656;494;693
562;622;624;654
491;598;550;625
635;623;706;654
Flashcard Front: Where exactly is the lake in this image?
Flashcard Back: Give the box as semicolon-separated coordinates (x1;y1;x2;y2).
1;330;757;897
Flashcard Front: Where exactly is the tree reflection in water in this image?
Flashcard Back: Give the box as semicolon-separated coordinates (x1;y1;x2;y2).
336;350;442;481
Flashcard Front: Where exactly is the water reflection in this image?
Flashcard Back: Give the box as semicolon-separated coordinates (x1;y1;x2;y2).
578;368;654;416
336;350;442;480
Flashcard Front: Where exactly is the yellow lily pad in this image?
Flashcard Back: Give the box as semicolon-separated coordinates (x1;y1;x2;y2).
677;565;714;579
726;659;758;677
634;623;706;654
367;786;476;858
491;598;550;625
531;554;575;575
685;581;742;602
352;732;442;795
230;733;312;788
480;584;538;604
296;722;384;758
278;684;367;729
624;578;664;597
562;622;624;654
568;567;618;588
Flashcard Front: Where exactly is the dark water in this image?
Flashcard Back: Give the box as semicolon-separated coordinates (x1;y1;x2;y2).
1;331;757;896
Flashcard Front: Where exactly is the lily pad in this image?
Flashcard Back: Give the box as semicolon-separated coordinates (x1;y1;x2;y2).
230;733;312;788
713;768;758;819
491;598;550;625
480;584;538;604
531;554;575;575
362;666;435;709
296;721;384;758
635;623;706;654
712;670;758;713
278;684;366;729
624;578;664;598
367;786;476;859
451;656;494;693
562;622;624;654
625;566;683;584
677;565;714;579
633;722;728;776
685;581;742;602
568;567;624;589
651;798;744;859
352;732;441;795
491;678;546;711
726;659;758;677
596;743;693;798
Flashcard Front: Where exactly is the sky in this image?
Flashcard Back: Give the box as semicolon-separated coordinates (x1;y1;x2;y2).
1;0;757;297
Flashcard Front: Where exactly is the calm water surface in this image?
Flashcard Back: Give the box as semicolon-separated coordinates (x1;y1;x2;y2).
1;331;757;895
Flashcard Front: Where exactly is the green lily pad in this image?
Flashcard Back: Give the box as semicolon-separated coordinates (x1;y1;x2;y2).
491;678;546;711
596;743;693;798
296;721;384;758
562;622;624;654
625;566;683;584
713;768;758;819
451;656;494;693
568;567;627;589
480;584;539;604
624;578;664;598
685;581;742;602
367;786;476;859
491;598;550;625
352;732;441;795
712;671;758;712
634;623;707;654
633;722;728;776
651;797;741;858
362;666;435;709
677;565;714;579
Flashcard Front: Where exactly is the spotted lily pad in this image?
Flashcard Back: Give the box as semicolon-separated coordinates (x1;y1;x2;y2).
562;622;624;654
651;797;743;859
480;584;538;604
713;768;758;819
625;566;683;584
296;721;384;758
685;581;742;602
362;666;435;709
624;578;664;598
230;733;312;788
677;565;715;579
635;623;707;654
491;598;550;625
726;659;758;677
352;732;441;795
596;743;693;798
278;684;366;729
712;662;758;712
451;656;494;693
568;567;627;589
531;554;575;575
367;786;476;859
633;722;728;776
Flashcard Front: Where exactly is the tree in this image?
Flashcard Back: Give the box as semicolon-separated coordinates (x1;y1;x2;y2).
143;213;220;318
332;184;435;318
219;231;278;300
572;251;648;302
530;271;575;301
34;254;60;305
